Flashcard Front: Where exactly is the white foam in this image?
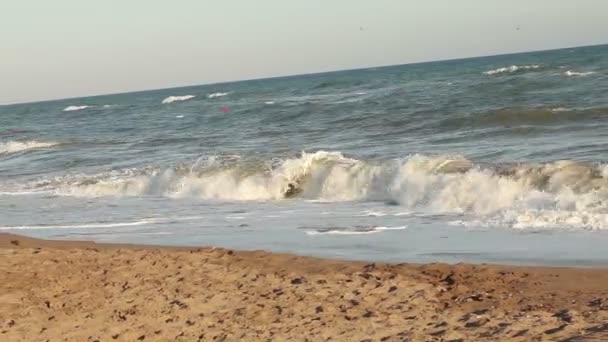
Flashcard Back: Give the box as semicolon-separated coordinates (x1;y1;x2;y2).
162;95;195;104
208;92;229;99
225;216;246;220
175;115;184;118
306;229;380;236
564;70;595;77
0;140;60;155
374;226;408;231
265;101;275;105
16;152;608;231
451;210;608;232
63;105;91;112
358;210;388;217
0;219;156;230
484;65;540;75
0;191;46;196
306;225;406;236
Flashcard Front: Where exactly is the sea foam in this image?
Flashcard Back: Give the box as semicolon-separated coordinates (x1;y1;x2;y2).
305;225;407;235
12;151;608;230
161;95;196;104
484;65;540;75
564;70;595;77
0;140;60;155
208;92;229;99
63;105;91;112
0;219;155;230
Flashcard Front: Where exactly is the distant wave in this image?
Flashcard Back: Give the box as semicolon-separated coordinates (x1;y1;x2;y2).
162;95;196;104
63;105;91;112
436;107;607;129
483;65;540;75
564;70;595;77
208;92;229;99
0;140;60;155
11;151;608;231
311;81;335;90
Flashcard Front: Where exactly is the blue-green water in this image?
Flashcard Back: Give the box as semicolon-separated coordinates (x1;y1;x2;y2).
2;44;608;266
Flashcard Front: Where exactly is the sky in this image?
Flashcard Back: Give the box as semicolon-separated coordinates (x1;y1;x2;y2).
1;1;607;104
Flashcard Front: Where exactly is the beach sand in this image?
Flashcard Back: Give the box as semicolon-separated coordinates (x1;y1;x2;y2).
1;233;608;341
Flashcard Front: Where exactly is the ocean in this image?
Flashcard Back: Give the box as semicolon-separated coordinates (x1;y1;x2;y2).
2;44;608;266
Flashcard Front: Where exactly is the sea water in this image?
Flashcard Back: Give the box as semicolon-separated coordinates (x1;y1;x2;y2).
2;44;608;266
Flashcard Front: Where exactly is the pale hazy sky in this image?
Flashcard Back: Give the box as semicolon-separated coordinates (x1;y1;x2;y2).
1;1;607;104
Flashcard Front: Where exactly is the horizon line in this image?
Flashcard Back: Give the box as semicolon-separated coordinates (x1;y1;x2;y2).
2;42;606;106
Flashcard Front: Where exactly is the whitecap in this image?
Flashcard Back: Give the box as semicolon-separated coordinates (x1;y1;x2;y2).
208;92;229;99
0;140;60;155
63;105;91;112
483;65;540;75
564;70;595;77
162;95;196;104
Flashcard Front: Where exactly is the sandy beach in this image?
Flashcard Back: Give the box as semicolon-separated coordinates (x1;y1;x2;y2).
1;233;608;341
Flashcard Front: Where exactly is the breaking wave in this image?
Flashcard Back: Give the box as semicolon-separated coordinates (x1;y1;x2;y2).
208;92;230;99
162;95;196;104
564;70;595;77
8;151;608;230
483;65;541;75
0;140;60;155
63;105;91;112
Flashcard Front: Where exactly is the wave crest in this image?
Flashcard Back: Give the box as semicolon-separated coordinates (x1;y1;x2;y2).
564;70;595;77
161;95;196;104
208;92;229;99
483;65;540;75
11;152;608;230
0;140;60;155
63;105;91;112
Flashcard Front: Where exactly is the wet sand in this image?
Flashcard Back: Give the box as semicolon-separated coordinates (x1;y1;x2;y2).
1;233;608;341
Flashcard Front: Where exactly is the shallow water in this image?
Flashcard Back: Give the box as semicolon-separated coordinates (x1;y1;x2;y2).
2;44;608;266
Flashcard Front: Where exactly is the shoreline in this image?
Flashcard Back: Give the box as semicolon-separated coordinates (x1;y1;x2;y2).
2;232;608;269
2;232;608;341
